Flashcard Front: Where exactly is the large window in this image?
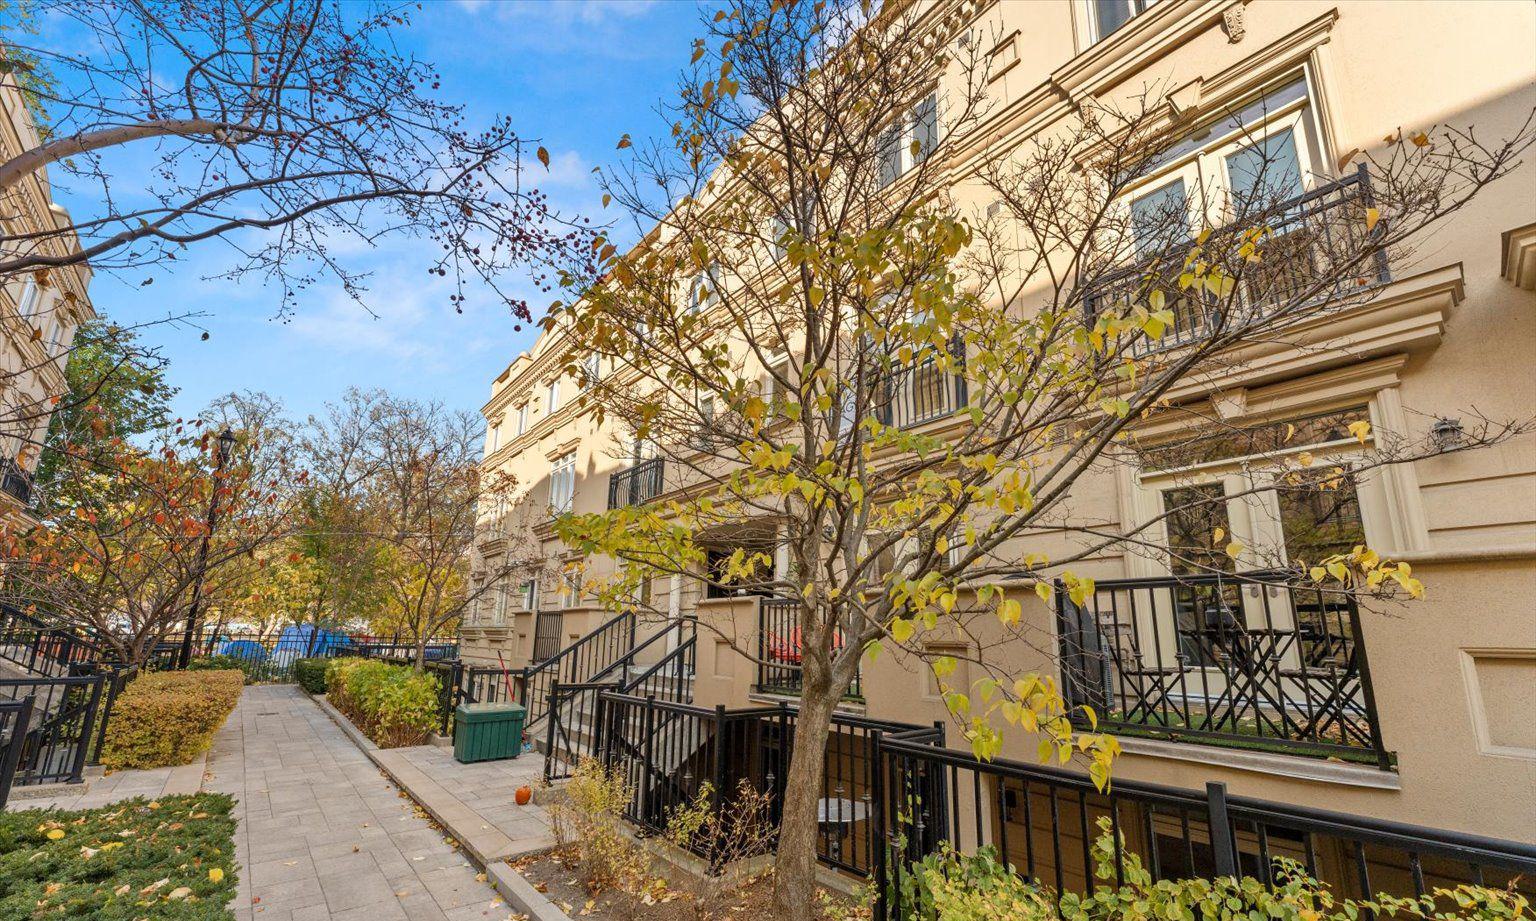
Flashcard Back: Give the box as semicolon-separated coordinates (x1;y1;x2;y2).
546;379;562;415
549;451;576;515
515;403;528;436
877;93;938;188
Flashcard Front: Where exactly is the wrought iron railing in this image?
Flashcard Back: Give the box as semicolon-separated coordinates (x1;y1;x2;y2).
543;620;696;781
757;597;862;699
1085;165;1391;356
0;695;35;808
531;612;564;662
1055;572;1390;768
873;334;967;429
0;457;33;506
0;672;107;785
0;604;109;677
590;690;937;875
607;456;665;509
873;740;1536;918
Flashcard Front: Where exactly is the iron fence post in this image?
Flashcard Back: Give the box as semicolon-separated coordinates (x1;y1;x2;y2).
543;680;561;782
710;704;729;873
68;675;106;784
1206;781;1238;878
640;694;657;829
870;729;889;921
0;695;35;810
1344;597;1393;771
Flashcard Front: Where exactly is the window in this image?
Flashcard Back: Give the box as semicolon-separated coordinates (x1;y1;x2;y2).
549;451;576;515
1091;0;1156;42
520;580;539;611
558;571;583;609
688;265;720;314
487;418;502;454
493;578;510;625
876;93;939;189
546;378;562;414
1129;178;1190;257
15;278;39;320
516;404;529;436
765;354;793;411
47;320;69;357
694;395;716;451
583;353;602;388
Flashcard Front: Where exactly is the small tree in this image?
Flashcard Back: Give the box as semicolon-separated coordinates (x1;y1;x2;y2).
3;408;300;663
550;3;1534;918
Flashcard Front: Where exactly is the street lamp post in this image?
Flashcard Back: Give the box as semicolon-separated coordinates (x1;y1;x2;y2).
176;427;237;669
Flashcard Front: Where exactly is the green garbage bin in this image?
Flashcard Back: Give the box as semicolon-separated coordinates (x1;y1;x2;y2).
453;702;525;763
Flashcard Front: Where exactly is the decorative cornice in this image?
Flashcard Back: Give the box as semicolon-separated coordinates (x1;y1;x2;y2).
1501;221;1536;291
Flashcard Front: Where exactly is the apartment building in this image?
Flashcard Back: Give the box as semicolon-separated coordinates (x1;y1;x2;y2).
464;0;1536;891
0;75;94;524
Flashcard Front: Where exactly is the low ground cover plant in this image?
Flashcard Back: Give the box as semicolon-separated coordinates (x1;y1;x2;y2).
0;792;238;920
324;657;439;747
292;657;328;694
100;670;244;771
899;819;1530;920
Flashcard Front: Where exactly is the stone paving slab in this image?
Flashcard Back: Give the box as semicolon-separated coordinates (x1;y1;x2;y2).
5;750;209;812
204;685;517;921
312;694;554;866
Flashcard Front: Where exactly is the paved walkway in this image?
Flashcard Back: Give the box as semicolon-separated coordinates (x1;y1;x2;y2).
4;755;206;811
205;685;515;921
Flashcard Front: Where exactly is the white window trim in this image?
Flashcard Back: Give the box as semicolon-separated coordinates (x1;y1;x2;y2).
515;404;529;437
546;379;562;415
549;451;576;515
877;92;939;189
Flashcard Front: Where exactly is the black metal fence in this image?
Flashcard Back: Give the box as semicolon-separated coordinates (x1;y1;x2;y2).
544;621;696;781
872;739;1536;918
873;334;967;430
0;695;35;808
757;597;862;699
1056;572;1390;768
0;457;33;506
1085;166;1391;356
532;613;563;662
608;456;665;509
589;690;937;875
0;604;109;677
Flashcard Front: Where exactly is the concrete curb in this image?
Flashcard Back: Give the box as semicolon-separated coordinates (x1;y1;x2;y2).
486;858;573;921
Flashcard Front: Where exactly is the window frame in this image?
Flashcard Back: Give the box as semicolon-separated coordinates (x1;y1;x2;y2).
876;91;939;189
548;450;577;515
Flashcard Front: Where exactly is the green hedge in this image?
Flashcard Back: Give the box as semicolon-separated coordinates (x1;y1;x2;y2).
325;657;440;748
100;670;244;771
0;792;237;919
293;657;329;695
187;655;255;683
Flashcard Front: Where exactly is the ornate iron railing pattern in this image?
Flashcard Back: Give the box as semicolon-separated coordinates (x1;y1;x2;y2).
1085;166;1391;356
872;333;968;430
1056;572;1390;768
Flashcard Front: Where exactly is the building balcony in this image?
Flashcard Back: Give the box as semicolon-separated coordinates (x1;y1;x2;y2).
0;458;33;507
872;333;968;430
607;456;664;509
1086;167;1391;356
1057;571;1391;769
756;596;863;699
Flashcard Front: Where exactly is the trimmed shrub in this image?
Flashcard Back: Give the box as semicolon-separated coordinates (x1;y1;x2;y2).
293;657;329;694
188;654;255;683
100;670;244;771
0;792;237;919
324;657;439;748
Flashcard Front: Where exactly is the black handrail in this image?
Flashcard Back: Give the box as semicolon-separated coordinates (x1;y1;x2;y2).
608;456;666;509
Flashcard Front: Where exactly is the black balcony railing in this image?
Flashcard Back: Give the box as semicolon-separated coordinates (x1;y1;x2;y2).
1056;572;1390;768
607;456;665;509
873;333;967;430
1086;165;1391;355
757;596;862;699
0;457;33;506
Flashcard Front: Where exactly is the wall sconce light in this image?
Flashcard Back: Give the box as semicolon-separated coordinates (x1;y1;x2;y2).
1431;417;1465;451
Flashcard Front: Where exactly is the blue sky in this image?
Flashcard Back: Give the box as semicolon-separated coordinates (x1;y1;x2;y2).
51;0;702;424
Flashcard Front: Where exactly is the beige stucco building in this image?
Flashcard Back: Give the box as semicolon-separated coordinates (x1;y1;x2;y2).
0;75;94;523
462;0;1536;881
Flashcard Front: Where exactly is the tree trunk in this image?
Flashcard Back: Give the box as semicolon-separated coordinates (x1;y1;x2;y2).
414;636;426;673
772;677;839;921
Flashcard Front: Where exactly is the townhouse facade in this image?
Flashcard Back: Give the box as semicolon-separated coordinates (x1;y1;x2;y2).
0;75;94;525
462;0;1536;890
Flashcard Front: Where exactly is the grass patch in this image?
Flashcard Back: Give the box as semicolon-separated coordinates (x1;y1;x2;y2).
0;792;238;920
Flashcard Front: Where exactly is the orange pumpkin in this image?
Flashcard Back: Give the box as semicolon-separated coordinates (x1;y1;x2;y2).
514;785;532;806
